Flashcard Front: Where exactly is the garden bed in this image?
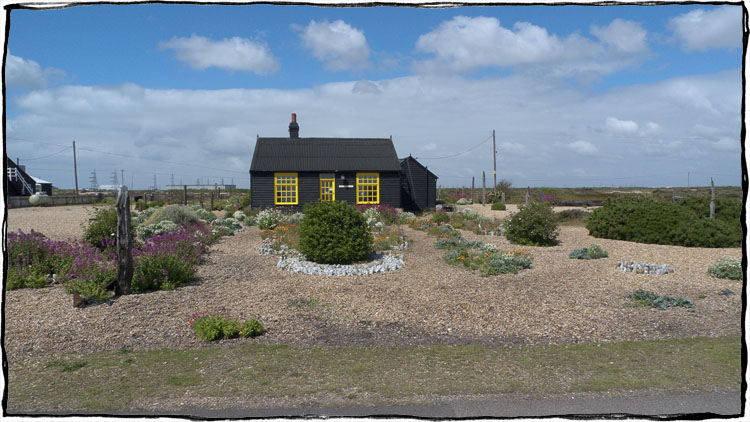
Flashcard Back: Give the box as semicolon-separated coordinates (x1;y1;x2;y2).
4;205;743;363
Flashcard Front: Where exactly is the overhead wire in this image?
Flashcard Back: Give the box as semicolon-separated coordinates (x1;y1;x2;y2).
415;133;493;160
20;146;72;161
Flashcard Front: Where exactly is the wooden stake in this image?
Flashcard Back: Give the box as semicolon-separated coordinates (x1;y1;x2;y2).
710;178;715;219
115;187;133;296
482;171;486;205
472;177;475;203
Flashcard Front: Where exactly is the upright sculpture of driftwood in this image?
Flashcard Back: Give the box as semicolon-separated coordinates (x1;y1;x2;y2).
115;187;133;296
710;177;715;220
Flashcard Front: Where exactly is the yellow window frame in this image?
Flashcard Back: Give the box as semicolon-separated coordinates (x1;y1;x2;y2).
320;177;335;202
274;172;298;205
356;172;379;204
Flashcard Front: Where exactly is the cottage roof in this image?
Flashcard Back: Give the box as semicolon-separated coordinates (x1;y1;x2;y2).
250;137;402;172
400;156;438;179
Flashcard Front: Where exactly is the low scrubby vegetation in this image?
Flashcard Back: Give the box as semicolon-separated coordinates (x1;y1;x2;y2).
190;310;264;341
708;257;742;280
586;195;741;248
625;289;695;310
569;244;608;260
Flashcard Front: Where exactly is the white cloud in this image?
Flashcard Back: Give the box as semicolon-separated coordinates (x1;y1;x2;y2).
568;140;598;156
414;16;648;78
605;117;639;132
159;34;279;74
299;20;370;70
590;18;648;54
5;54;65;89
6;70;740;189
668;6;741;52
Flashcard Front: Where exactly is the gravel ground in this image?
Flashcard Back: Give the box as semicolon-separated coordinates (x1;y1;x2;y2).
4;205;743;364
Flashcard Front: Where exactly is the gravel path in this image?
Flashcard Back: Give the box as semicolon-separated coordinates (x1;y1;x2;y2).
4;205;742;364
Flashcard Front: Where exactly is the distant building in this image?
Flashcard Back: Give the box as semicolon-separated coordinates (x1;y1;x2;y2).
165;184;237;191
6;155;53;196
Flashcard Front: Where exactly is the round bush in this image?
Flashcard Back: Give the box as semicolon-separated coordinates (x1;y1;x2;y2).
298;201;373;264
144;204;201;226
491;202;506;211
504;202;559;246
431;211;450;225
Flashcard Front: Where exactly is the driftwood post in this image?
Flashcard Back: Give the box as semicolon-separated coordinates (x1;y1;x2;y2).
501;191;505;204
438;185;441;201
710;178;715;219
471;177;475;203
482;171;486;205
525;186;530;206
115;187;133;296
183;185;187;205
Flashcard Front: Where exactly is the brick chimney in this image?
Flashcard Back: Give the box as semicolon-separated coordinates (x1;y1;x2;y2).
289;113;299;139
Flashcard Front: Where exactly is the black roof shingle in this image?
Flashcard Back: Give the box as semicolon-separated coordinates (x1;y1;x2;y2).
250;137;402;172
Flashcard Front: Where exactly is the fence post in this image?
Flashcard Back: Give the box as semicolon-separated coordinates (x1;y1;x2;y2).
525;186;530;206
471;177;475;204
482;171;486;205
210;191;214;210
183;185;187;205
710;178;715;219
115;187;133;296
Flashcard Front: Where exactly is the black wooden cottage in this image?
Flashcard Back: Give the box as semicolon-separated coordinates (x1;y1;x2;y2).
249;114;437;211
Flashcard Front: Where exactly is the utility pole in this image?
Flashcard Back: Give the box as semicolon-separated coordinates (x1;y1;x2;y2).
688;172;690;187
121;169;124;187
492;129;497;192
72;141;79;195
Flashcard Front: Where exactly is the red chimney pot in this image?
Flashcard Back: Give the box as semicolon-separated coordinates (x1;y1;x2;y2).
291;113;297;123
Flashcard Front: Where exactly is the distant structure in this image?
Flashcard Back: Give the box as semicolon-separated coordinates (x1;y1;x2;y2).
89;170;99;190
6;155;53;196
165;184;236;191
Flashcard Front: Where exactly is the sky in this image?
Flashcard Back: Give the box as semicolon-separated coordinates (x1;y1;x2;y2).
2;1;745;189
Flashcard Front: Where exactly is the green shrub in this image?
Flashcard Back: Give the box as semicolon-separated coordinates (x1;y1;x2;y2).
708;257;742;280
504;202;559;246
625;289;695;310
132;254;195;292
84;207;119;251
431;211;450;225
191;313;264;341
586;195;741;248
298;201;373;264
569;244;608;260
491;202;506;211
144;204;201;226
7;268;48;290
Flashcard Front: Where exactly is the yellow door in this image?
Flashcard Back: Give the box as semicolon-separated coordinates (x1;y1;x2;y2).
320;178;335;201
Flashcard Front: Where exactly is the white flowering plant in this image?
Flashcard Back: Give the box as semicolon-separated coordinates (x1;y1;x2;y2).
137;220;179;239
256;209;286;230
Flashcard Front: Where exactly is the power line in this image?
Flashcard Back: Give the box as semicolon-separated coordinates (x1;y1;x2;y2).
415;133;493;160
20;146;72;161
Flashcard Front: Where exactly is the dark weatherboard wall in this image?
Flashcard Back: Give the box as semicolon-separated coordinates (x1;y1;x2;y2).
400;156;438;212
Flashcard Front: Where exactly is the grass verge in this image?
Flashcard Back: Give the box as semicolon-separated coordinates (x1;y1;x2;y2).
7;336;740;412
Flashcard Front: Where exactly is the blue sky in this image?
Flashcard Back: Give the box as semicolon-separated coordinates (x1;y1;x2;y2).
4;2;744;189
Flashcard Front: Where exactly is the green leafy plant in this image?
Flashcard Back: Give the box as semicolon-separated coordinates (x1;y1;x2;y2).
84;207;119;252
708;257;742;280
491;202;506;211
556;208;590;223
132;254;195;292
431;211;450;225
190;311;264;341
569;244;608;260
504;202;559;246
298;201;373;264
625;289;695;310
